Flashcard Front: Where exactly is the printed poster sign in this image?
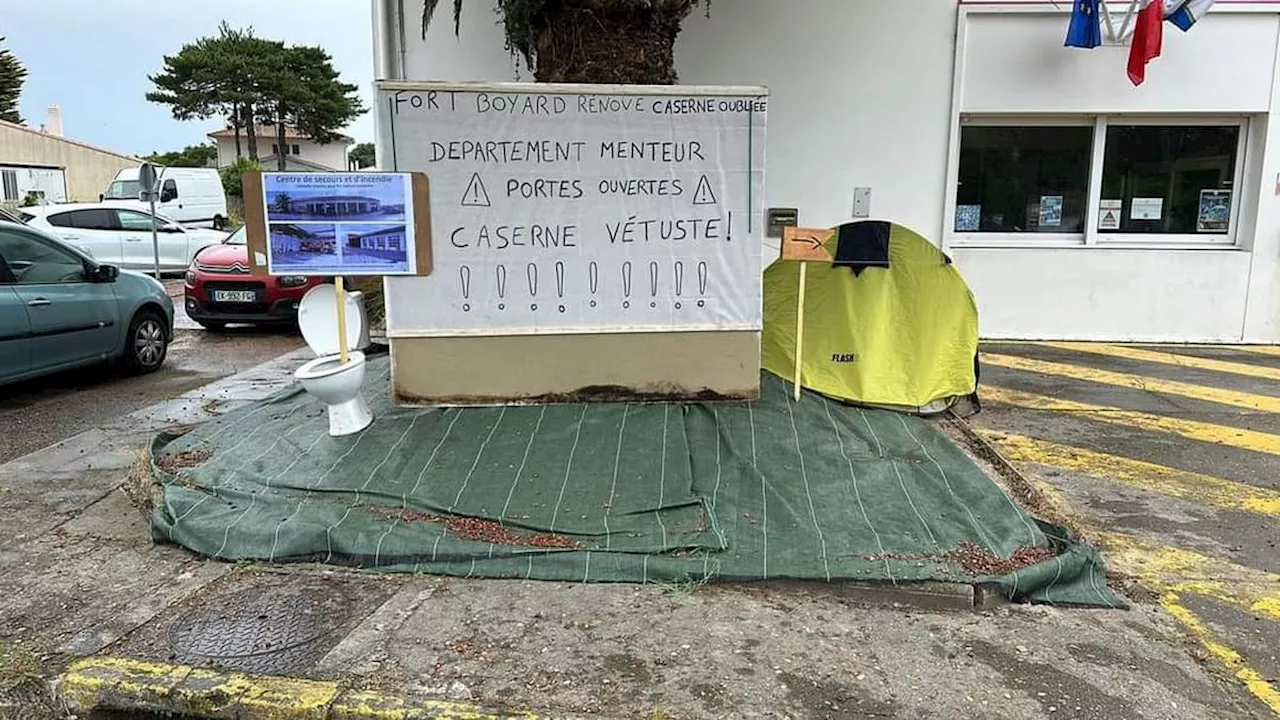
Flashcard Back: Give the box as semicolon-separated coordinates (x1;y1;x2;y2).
1130;197;1164;221
377;81;768;337
1197;189;1231;232
261;172;416;276
955;205;981;232
1038;195;1063;228
1098;199;1122;231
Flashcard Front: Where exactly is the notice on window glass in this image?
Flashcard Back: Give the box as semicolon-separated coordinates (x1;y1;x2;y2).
1130;197;1163;221
1098;199;1122;231
1038;196;1063;228
1197;189;1231;232
955;205;981;232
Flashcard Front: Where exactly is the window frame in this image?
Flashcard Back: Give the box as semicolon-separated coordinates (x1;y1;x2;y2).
945;113;1251;250
0;225;90;286
115;209;161;232
1;169;17;202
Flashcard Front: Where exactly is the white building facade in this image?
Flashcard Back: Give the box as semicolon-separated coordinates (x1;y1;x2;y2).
372;0;1280;343
210;125;354;172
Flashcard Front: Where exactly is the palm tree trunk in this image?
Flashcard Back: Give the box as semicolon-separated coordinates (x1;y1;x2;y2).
531;0;693;84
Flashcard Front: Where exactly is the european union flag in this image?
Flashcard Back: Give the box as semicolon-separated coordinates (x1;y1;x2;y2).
1065;0;1103;49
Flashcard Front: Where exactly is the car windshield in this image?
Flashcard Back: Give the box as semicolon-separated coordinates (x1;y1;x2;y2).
104;179;141;200
225;227;247;245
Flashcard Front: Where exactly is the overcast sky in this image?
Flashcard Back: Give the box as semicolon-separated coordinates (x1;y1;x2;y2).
6;0;378;157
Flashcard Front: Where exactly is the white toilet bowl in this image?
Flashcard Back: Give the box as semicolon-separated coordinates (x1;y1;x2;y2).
295;350;372;436
293;284;374;436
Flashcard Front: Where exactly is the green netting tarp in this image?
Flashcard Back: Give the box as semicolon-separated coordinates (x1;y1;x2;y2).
150;354;1123;608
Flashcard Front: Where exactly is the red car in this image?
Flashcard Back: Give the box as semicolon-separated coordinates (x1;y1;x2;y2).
183;226;328;330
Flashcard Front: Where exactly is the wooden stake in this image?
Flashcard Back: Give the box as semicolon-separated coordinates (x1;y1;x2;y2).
335;276;349;365
793;262;807;402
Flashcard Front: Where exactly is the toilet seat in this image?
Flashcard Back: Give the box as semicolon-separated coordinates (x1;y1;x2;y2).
295;350;366;381
297;284;366;357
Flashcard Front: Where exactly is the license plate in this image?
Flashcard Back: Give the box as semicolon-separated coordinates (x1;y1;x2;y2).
212;290;256;303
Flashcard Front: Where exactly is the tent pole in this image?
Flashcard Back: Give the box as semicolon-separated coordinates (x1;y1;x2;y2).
793;263;807;402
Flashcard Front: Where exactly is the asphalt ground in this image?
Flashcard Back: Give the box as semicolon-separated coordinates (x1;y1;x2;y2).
974;341;1280;717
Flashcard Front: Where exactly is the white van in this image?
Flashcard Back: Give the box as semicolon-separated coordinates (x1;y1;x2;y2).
101;166;229;230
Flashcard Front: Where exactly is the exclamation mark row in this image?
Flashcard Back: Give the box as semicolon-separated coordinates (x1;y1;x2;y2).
463;262;710;312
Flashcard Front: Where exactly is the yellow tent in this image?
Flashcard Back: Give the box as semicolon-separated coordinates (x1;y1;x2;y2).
761;220;979;414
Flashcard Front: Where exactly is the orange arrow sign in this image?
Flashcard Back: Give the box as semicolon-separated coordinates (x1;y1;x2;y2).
781;227;834;262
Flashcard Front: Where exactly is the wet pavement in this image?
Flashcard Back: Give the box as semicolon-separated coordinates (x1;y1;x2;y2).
0;289;304;464
974;342;1280;717
5;339;1280;718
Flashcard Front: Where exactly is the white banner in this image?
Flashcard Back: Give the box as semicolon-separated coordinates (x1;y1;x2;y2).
376;82;768;337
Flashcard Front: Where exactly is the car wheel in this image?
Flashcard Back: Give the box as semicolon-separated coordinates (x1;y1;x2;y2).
124;310;169;374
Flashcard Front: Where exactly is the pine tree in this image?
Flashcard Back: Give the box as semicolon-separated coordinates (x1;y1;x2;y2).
0;38;28;125
258;44;365;171
147;23;283;161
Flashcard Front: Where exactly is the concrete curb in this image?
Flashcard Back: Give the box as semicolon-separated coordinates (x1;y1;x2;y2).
57;656;560;719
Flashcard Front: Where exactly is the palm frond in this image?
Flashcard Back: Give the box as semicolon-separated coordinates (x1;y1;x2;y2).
422;0;465;39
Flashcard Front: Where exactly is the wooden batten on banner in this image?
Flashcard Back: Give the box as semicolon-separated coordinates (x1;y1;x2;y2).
242;171;269;275
242;170;434;278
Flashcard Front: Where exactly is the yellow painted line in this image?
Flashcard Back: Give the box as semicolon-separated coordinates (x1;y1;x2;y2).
1097;531;1280;622
983;386;1280;456
60;656;548;719
981;466;1280;622
983;432;1280;517
975;444;1280;713
982;352;1280;413
1161;594;1280;715
1233;345;1280;357
1038;341;1280;382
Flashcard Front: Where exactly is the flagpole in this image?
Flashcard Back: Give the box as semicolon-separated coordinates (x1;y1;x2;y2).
1117;0;1142;41
1101;1;1118;43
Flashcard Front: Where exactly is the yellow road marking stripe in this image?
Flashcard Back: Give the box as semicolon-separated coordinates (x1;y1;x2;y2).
982;352;1280;413
1160;594;1280;715
983;432;1280;517
59;656;544;718
978;442;1280;713
1096;531;1280;622
1038;341;1280;382
982;386;1280;456
984;465;1280;623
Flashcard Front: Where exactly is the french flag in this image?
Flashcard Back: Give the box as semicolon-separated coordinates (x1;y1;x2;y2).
1165;0;1215;31
1127;0;1164;86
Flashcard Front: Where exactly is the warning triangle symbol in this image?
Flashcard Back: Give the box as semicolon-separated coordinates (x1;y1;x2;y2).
462;173;491;207
691;175;717;206
1103;210;1116;223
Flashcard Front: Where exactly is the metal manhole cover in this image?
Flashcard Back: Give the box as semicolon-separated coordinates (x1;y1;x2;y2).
168;581;355;675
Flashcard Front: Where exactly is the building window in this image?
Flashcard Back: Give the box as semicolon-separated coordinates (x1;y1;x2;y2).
1100;125;1239;236
1;170;17;202
951;117;1248;247
955;126;1092;234
292;144;301;155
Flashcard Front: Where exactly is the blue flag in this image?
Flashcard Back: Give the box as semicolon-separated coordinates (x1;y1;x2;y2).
1065;0;1103;49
